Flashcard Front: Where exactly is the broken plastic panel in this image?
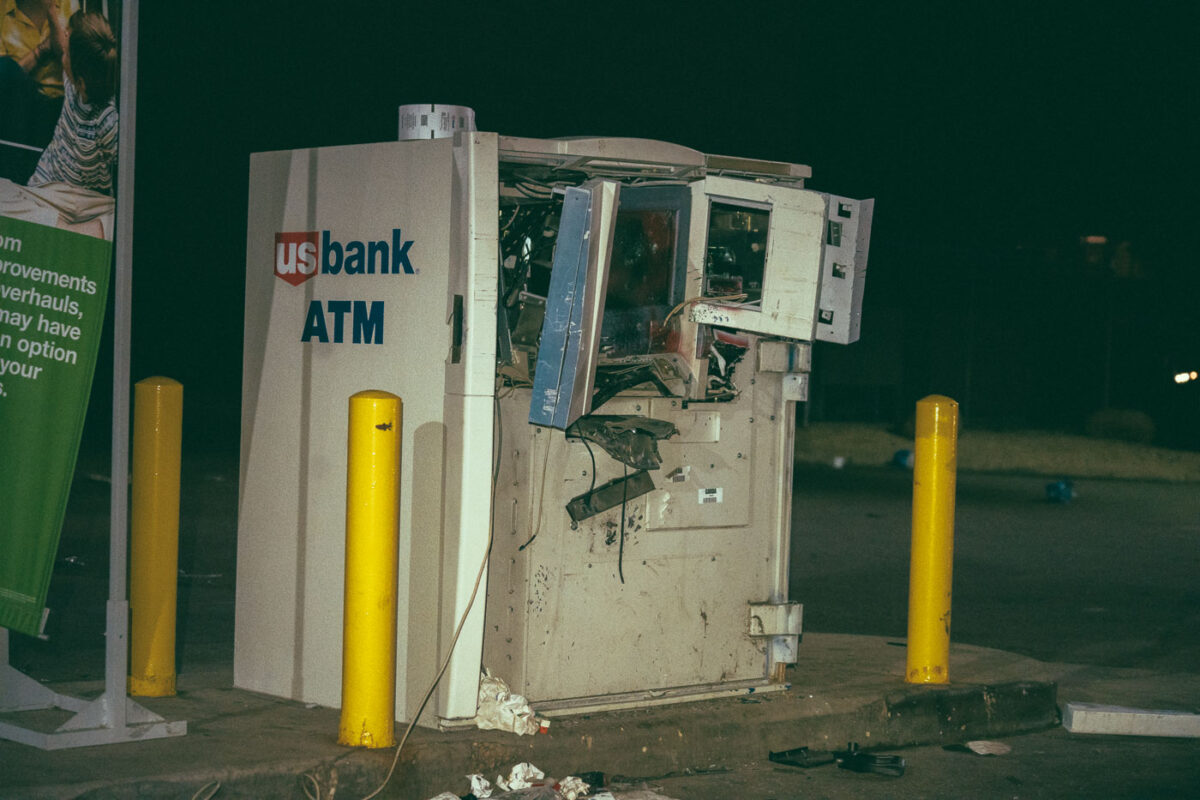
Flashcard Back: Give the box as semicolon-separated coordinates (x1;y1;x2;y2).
531;183;694;427
688;176;828;341
814;194;874;344
565;470;655;523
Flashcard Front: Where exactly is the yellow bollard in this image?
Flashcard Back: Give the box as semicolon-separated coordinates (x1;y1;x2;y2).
906;395;959;684
338;390;402;748
129;377;183;697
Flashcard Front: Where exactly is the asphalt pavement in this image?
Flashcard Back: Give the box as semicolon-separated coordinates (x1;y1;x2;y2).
1;454;1197;799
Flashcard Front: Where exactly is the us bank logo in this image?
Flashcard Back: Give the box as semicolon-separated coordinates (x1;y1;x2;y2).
274;229;416;286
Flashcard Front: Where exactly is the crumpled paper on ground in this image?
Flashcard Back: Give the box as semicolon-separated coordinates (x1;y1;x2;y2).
468;773;494;797
434;764;600;799
556;775;591;800
496;762;545;792
476;669;546;735
966;739;1013;756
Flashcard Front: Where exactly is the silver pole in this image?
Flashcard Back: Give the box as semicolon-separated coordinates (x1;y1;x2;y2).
107;0;139;728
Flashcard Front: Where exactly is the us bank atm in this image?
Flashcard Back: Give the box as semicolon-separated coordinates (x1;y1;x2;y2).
236;128;872;727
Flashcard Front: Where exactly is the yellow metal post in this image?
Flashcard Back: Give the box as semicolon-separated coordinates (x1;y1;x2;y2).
129;377;183;697
339;390;402;748
906;394;959;684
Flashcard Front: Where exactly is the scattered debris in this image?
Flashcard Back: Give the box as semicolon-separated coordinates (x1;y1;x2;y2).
768;746;836;768
835;742;907;776
1063;701;1200;737
475;670;547;736
769;742;906;777
831;456;846;469
556;775;591;800
1045;479;1075;503
496;762;545;792
944;740;1013;756
431;766;611;799
467;773;493;797
427;776;678;800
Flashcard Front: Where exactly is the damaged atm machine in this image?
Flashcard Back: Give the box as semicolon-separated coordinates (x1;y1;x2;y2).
236;105;873;728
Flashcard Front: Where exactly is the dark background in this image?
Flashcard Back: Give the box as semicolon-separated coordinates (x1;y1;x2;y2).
86;2;1200;453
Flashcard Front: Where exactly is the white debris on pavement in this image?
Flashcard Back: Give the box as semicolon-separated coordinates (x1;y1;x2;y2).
496;761;545;792
1063;701;1200;737
966;740;1013;756
468;773;494;797
425;794;459;800
476;669;547;735
556;775;590;799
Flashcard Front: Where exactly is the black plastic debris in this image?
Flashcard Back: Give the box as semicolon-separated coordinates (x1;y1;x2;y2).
566;415;678;471
768;746;836;768
566;471;655;523
834;742;907;776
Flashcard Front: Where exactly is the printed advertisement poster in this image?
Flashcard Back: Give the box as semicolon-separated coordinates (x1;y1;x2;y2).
0;0;119;635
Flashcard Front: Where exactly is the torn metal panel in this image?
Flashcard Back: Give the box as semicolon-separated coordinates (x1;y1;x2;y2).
565;415;678;471
566;470;656;523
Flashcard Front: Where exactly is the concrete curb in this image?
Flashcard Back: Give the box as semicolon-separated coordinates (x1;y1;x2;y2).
6;682;1057;799
0;637;1064;800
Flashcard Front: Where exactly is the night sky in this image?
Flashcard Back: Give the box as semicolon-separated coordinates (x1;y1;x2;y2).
92;2;1199;451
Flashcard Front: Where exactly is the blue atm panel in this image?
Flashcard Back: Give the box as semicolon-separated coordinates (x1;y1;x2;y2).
530;186;598;429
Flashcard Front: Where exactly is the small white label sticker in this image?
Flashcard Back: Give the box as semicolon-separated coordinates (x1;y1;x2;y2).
699;487;723;504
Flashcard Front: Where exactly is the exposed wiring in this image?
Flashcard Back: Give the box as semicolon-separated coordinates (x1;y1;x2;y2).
513;180;553;199
618;463;628;584
566;432;598;496
662;293;748;327
525;423;553;553
499;204;519;236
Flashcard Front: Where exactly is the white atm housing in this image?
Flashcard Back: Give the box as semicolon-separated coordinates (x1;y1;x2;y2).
236;132;872;726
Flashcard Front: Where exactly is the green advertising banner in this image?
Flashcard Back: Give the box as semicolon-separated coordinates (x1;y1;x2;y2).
0;213;112;636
